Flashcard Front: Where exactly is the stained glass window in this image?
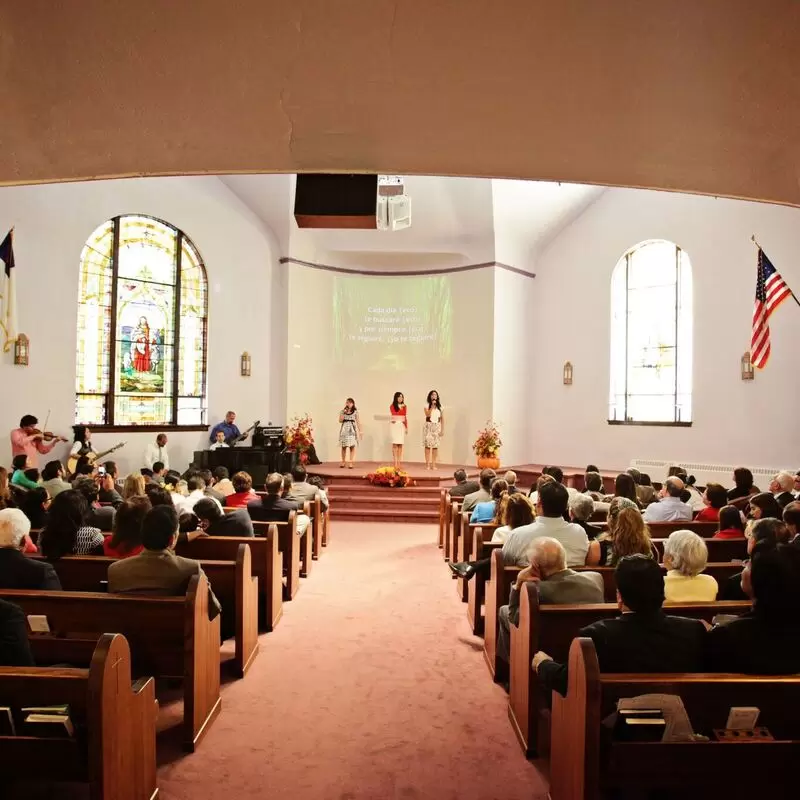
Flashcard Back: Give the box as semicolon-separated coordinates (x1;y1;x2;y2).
75;215;208;427
609;240;692;425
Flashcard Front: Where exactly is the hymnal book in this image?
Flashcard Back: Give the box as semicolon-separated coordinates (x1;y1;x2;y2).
614;694;695;742
20;704;70;716
22;714;74;738
0;706;16;736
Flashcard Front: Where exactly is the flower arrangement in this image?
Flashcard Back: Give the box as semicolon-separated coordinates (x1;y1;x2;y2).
366;465;412;487
284;413;315;464
473;420;502;458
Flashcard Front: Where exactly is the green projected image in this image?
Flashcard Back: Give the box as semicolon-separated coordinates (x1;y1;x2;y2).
333;275;453;369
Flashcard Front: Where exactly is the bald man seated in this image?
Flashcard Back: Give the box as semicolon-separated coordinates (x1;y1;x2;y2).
496;537;604;665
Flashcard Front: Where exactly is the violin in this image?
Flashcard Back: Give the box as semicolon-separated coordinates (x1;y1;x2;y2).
31;428;68;443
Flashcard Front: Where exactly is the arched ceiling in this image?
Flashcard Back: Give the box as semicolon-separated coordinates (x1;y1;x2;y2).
2;1;799;206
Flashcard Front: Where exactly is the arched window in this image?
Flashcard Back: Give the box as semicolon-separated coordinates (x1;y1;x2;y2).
609;240;692;425
75;215;208;428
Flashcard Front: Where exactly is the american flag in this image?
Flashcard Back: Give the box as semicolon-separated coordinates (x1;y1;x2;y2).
751;248;793;369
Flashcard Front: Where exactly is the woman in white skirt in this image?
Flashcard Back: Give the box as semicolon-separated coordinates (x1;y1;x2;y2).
423;389;444;470
389;391;408;468
338;397;361;468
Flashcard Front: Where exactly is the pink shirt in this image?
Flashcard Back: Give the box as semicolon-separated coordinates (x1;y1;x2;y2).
10;428;57;468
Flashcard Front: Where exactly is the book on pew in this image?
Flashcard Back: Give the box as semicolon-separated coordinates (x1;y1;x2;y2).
0;706;16;736
612;695;696;742
22;713;75;738
21;704;70;716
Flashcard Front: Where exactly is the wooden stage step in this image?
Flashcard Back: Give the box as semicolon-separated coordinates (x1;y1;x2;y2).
331;507;438;523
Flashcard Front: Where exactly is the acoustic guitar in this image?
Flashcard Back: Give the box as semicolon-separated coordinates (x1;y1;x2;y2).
67;441;126;474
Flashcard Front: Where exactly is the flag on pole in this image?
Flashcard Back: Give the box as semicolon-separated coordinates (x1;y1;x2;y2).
0;229;17;353
751;247;793;369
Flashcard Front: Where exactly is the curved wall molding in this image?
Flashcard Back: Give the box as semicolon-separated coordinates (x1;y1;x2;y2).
279;257;535;279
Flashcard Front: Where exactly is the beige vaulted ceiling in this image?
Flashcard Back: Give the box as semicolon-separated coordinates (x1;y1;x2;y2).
1;1;799;207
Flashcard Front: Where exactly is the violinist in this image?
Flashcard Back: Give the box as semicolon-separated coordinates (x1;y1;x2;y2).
9;415;63;468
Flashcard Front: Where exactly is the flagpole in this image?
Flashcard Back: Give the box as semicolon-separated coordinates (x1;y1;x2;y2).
751;234;800;308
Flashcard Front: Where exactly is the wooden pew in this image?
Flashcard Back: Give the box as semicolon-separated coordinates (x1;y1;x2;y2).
251;511;303;600
0;633;158;800
308;495;323;560
177;530;284;631
0;573;221;752
448;500;464;563
464;524;501;634
438;488;448;549
37;545;259;678
509;582;752;757
549;638;800;800
483;548;522;682
575;563;743;603
653;536;747;562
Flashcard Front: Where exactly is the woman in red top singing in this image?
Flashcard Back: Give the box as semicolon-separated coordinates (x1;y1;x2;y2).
389;391;408;468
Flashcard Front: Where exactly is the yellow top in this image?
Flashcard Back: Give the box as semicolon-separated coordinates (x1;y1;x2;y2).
663;571;718;604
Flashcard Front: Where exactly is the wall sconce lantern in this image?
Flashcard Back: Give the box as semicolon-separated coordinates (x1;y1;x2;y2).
563;361;573;385
240;351;252;377
13;334;29;366
740;351;754;381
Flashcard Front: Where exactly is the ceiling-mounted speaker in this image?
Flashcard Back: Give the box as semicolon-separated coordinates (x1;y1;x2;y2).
294;174;378;229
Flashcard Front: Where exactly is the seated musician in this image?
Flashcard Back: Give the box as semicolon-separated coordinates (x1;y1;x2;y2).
533;555;707;696
194;497;254;537
497;537;603;663
9;414;58;469
107;504;221;619
209;430;230;450
0;508;61;589
706;543;800;674
209;410;246;445
69;424;95;466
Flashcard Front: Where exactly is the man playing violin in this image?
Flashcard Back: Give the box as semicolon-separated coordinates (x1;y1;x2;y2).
10;415;62;468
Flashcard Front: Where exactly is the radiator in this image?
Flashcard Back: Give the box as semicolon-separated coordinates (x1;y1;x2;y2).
630;459;791;487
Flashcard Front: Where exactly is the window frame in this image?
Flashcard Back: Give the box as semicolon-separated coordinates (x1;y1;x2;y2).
75;214;209;431
607;240;692;428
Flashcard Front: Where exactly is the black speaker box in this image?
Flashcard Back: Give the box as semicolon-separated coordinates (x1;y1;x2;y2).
294;174;378;229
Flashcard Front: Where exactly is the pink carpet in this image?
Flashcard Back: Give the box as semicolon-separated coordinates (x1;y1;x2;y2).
157;522;548;800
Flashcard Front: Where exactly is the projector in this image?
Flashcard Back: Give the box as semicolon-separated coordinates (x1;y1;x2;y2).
377;193;412;231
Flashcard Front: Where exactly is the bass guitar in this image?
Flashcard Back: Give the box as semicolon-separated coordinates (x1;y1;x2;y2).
67;441;126;475
230;420;260;445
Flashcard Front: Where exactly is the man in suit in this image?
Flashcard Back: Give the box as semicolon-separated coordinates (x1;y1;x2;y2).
497;537;603;662
248;473;299;523
770;471;796;510
534;554;707;696
0;509;61;590
286;464;328;511
108;505;221;619
503;470;521;495
448;469;479;498
195;497;254;537
0;599;34;666
706;543;800;674
462;468;495;513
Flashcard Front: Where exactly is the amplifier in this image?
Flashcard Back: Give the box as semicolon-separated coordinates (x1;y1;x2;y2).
253;426;285;450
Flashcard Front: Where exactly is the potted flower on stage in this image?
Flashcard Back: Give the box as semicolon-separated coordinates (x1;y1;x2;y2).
473;420;502;469
284;413;315;465
366;466;412;488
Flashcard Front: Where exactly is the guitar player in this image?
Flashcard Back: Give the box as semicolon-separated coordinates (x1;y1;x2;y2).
209;411;250;446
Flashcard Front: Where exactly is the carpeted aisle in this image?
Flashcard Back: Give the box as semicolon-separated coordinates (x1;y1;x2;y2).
158;522;547;800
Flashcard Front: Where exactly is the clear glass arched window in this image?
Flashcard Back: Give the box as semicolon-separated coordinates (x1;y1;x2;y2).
609;240;692;425
75;215;208;427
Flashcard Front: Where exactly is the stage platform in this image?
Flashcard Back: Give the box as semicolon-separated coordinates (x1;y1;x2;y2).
307;461;618;524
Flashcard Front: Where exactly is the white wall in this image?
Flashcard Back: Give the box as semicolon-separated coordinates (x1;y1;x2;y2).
492;268;535;466
0;176;279;475
530;188;800;471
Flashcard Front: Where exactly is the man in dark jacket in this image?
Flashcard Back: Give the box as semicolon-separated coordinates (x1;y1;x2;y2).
448;469;480;498
534;554;707;696
0;599;34;666
194;498;254;537
248;473;299;522
0;509;61;590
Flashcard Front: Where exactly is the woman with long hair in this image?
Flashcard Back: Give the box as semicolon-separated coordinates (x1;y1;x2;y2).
338;397;361;469
587;498;656;566
104;496;150;558
728;466;757;501
423;389;444;470
40;489;104;559
69;425;95;469
389;391;407;468
19;486;50;530
491;493;535;544
121;473;146;500
470;479;508;524
606;473;640;506
748;492;782;521
714;505;746;539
